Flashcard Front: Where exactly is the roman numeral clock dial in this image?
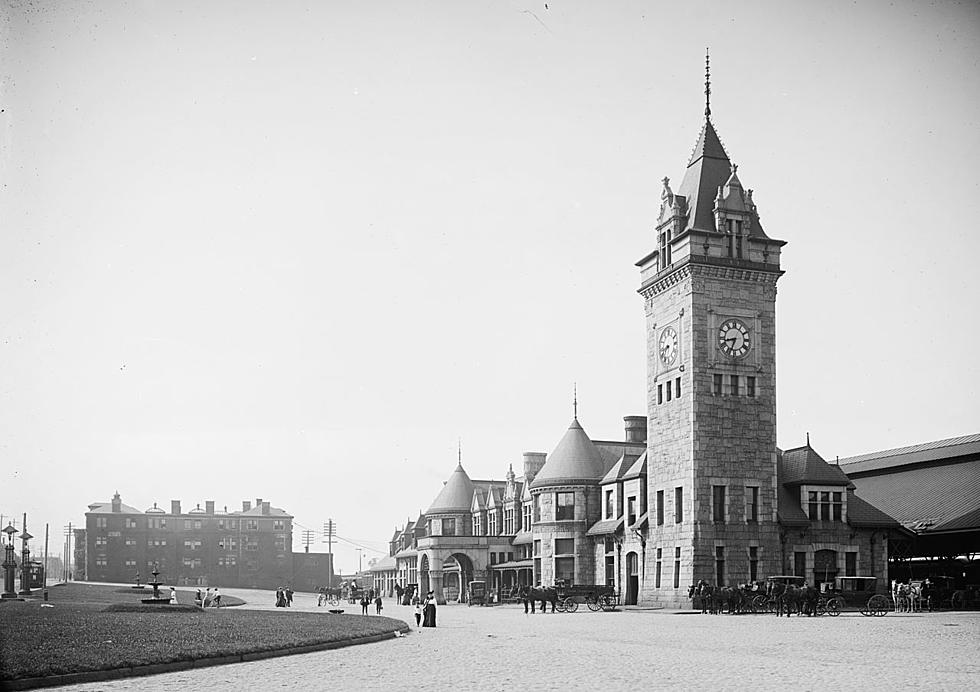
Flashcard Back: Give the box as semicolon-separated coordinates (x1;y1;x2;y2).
659;326;678;365
718;319;751;358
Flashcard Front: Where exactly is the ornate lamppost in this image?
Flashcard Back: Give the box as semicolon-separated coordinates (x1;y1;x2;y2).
19;517;34;596
2;523;18;599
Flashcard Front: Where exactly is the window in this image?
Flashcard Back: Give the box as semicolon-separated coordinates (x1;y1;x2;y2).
715;546;725;586
658;384;663;405
747;376;756;397
820;492;831;521
555;492;575;521
507;552;513;563
273;520;285;530
749;546;759;582
125;559;137;568
533;495;540;522
504;509;514;534
429;519;441;536
832;492;843;521
673;547;681;588
605;555;616;587
713;374;723;395
274;535;287;551
659;227;672;269
656;490;664;526
443;518;456;536
490;553;497;565
523;503;532;530
666;382;672;402
712;486;726;523
95;557;107;567
194;520;202;530
554;538;574;555
95;536;107;547
808;491;818;520
473;515;482;536
674;487;683;523
228;520;237;529
627;497;637;526
555;557;575;583
747;486;759;523
533;540;541;556
487;513;497;535
605;490;614;520
183;540;202;550
126;518;139;529
729;374;739;396
184;520;192;530
605;538;615;554
125;537;136;546
675;377;681;398
655;548;662;588
149;518;166;529
96;518;107;529
794;551;806;578
845;552;857;577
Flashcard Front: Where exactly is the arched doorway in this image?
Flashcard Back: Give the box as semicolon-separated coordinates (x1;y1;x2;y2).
626;552;639;605
418;553;430;597
814;549;838;590
444;553;475;603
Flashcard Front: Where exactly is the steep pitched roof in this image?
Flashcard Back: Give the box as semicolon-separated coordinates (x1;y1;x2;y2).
780;446;851;486
622;451;647;480
839;433;980;474
530;419;606;488
776;486;810;527
427;463;475;513
677;119;732;233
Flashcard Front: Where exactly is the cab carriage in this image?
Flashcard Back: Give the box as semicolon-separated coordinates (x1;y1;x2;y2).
819;576;891;617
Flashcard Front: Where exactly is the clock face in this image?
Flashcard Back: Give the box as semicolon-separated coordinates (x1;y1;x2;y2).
659;327;678;365
718;319;751;358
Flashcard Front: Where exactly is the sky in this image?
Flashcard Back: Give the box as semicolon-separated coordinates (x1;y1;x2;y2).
2;0;978;573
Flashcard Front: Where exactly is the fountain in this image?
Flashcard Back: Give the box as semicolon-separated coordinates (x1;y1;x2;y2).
140;566;170;605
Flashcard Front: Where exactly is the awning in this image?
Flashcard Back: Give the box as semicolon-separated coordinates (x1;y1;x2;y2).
586;516;624;536
511;531;533;545
489;559;534;570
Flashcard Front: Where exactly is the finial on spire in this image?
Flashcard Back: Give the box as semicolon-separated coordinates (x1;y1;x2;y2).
458;438;462;464
573;382;578;420
806;431;810;446
704;47;711;119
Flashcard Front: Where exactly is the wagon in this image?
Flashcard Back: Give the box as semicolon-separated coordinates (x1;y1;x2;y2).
468;580;488;607
819;576;891;617
555;581;620;612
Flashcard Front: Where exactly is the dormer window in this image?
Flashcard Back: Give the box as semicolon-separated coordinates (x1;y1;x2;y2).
806;489;843;521
659;227;672;269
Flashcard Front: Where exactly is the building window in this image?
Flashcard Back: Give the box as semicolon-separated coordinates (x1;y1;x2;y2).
674;487;683;523
833;492;843;521
507;552;513;563
627;497;637;526
533;495;541;522
747;376;756;397
605;490;614;520
808;491;818;520
473;515;482;536
555;538;574;555
605;555;616;587
655;548;662;588
845;552;857;577
656;490;664;526
273;520;285;530
96;518;107;529
666;383;672;402
95;536;107;547
749;546;759;582
712;486;726;523
126;518;138;529
658;384;663;405
444;518;456;536
95;558;107;567
125;559;137;568
673;547;681;589
246;520;258;531
747;486;759;523
487;513;496;536
555;492;575;521
675;377;681;398
555;557;575;583
794;551;806;578
533;540;541;557
729;375;739;396
715;546;725;587
490;552;496;565
184;520;192;530
523;503;532;530
713;374;723;395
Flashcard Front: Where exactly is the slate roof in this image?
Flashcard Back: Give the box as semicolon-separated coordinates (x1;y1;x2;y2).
237;504;292;518
512;530;533;545
531;419;606;488
622;452;647;480
585;517;624;536
838;433;980;475
847;493;903;529
780;446;851;486
427;463;475;513
677;120;733;233
594;440;646;472
87;501;143;515
776;486;811;527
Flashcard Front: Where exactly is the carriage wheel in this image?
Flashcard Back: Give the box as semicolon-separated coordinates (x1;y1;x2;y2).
827;598;842;617
752;595;767;614
555;599;567;613
816;598;827;616
564;598;579;613
587;596;602;612
869;594;889;617
329;596;339;606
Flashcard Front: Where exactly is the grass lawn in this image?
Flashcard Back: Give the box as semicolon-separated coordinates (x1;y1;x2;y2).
0;583;408;684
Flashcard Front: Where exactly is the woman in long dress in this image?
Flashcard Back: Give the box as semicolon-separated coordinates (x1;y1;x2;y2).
422;591;437;627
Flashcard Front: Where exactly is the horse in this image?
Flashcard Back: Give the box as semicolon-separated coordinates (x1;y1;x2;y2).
688;580;718;614
518;585;558;613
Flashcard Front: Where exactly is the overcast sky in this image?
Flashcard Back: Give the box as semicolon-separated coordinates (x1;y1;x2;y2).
2;0;978;573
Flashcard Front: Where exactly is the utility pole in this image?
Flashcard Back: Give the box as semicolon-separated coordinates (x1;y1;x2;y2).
322;519;336;587
44;523;49;593
301;530;315;553
63;523;72;581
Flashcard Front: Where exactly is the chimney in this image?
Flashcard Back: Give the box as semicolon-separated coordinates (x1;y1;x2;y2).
624;416;647;444
205;500;215;515
111;491;122;513
262;501;270;515
522;452;547;484
242;501;252;512
171;500;181;515
256;498;263;508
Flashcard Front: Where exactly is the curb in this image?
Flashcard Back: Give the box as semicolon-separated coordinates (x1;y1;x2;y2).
0;626;411;691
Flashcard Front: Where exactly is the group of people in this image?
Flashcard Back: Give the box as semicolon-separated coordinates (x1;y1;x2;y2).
360;594;384;615
275;586;294;607
193;587;222;607
412;590;437;629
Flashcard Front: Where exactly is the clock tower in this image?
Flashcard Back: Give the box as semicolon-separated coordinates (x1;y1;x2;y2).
636;58;786;607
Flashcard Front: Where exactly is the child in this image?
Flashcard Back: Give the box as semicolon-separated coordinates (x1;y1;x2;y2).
375;595;383;614
414;602;422;629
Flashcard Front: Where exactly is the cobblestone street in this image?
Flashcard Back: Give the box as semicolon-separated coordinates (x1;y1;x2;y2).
66;588;979;691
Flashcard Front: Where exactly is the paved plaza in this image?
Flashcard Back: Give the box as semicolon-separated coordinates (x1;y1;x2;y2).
66;588;979;691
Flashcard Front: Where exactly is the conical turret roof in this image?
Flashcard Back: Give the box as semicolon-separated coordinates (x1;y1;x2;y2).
530;419;605;488
677;119;732;233
427;463;475;513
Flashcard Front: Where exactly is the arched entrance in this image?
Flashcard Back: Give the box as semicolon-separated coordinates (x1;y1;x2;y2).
419;553;430;596
444;553;475;603
626;552;639;605
814;549;838;590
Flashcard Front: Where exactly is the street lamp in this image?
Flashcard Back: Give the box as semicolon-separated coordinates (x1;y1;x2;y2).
2;524;18;599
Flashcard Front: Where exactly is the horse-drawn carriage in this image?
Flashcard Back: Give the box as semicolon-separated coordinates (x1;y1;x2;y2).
468;580;488;607
818;576;891;617
554;580;620;612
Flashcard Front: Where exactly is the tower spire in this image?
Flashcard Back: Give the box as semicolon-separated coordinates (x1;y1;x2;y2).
458;437;462;465
573;382;578;420
704;47;711;120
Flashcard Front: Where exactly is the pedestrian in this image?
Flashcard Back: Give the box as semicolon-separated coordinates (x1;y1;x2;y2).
204;587;212;607
360;595;370;615
212;587;221;608
414;602;422;629
276;587;286;607
169;587;178;605
375;595;383;615
196;588;203;606
286;586;293;607
422;590;437;628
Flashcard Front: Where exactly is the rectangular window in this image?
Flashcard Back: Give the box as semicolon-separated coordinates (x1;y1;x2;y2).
555;492;575;521
125;537;136;546
96;518;107;528
605;490;614;520
675;377;681;398
713;374;723;395
715;546;725;587
507;552;513;563
808;491;818;520
674;487;683;523
126;518;138;529
627;496;637;526
666;383;672;402
794;551;807;578
273;520;285;530
655;548;663;588
95;536;107;547
605;538;615;554
712;486;726;523
749;546;759;582
487;513;496;535
554;538;574;555
820;492;831;521
473;516;482;536
523;503;532;530
656;490;664;526
533;540;541;557
194;520;202;530
533;495;540;523
490;553;496;565
845;552;857;577
658;384;663;405
673;547;681;589
832;492;843;521
747;486;759;523
444;518;456;536
554;557;575;583
729;375;739;396
747;376;756;397
246;520;258;531
605;555;616;587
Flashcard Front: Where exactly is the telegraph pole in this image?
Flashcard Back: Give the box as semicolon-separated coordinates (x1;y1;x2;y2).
301;530;315;553
63;523;72;581
322;519;336;587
